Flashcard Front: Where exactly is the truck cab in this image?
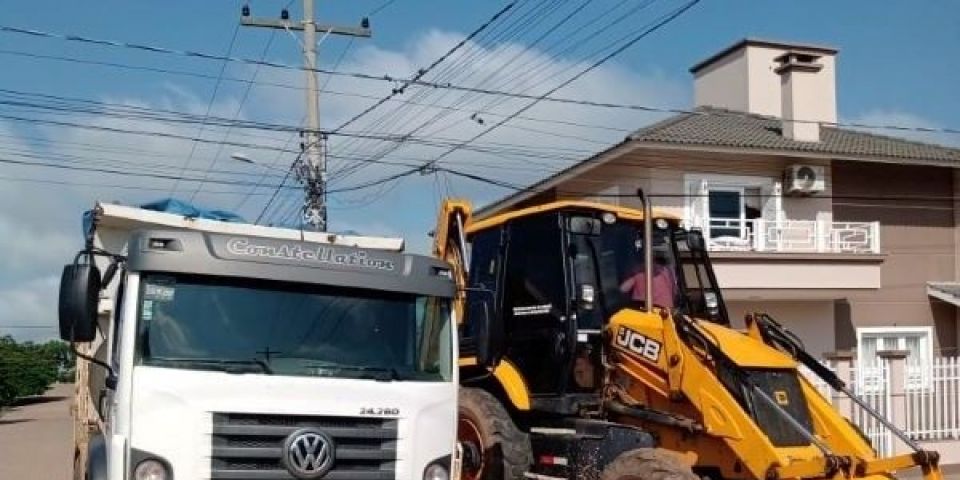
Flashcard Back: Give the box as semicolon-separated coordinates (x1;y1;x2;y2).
61;204;458;480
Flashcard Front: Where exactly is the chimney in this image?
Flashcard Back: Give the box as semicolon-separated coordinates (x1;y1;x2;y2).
776;51;824;142
690;39;838;135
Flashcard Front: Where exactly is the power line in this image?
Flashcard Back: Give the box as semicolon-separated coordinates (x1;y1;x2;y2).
367;0;397;17
330;0;598;184
190;30;279;202
0;154;299;189
2;24;958;135
170;23;241;196
328;0;584;182
249;35;360;221
420;0;702;173
0;110;597;163
331;1;518;133
0;47;630;136
0;173;281;195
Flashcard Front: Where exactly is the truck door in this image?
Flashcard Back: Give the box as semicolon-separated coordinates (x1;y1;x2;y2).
104;273;125;428
501;213;572;395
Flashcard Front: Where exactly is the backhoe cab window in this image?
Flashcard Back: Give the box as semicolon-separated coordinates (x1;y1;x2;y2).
503;214;566;322
568;215;679;318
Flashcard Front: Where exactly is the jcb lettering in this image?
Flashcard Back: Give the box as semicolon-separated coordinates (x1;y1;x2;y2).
615;326;662;363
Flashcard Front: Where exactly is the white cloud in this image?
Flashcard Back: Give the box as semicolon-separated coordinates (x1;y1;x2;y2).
0;27;686;340
0;276;60;342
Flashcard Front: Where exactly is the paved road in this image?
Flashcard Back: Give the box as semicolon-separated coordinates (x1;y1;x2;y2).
0;384;957;480
0;383;73;480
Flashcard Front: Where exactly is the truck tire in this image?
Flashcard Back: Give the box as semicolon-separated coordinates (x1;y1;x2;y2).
458;387;532;480
600;448;699;480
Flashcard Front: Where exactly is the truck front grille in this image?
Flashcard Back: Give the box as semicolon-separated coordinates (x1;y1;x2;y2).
211;412;397;480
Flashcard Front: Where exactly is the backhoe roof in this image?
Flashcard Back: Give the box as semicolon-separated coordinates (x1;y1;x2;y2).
467;200;679;234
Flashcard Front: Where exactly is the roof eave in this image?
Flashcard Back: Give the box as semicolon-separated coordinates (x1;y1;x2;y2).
626;141;960;168
475;139;960;219
473;139;639;219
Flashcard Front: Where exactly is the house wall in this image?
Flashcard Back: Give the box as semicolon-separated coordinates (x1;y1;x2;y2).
832;161;959;356
548;150;959;357
727;300;836;358
693;48;751;114
553;148;833;221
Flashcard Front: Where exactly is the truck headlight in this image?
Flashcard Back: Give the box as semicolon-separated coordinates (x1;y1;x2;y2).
423;462;449;480
134;459;170;480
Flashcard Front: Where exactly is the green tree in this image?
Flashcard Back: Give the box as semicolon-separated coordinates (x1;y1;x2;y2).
0;336;64;406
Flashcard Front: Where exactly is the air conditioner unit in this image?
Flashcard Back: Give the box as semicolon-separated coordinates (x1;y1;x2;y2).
784;164;825;195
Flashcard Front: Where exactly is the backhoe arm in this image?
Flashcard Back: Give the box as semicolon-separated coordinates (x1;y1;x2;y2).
433;199;473;322
747;313;944;480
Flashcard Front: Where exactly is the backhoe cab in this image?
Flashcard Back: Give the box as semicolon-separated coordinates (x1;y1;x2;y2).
435;199;943;480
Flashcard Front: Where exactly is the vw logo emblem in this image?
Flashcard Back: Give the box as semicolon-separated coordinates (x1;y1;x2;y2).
281;428;336;479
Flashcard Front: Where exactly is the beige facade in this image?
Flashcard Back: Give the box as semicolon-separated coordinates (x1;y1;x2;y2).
490;38;960;363
538;147;960;359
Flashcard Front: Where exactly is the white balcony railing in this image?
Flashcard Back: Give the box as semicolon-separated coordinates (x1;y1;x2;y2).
699;218;880;254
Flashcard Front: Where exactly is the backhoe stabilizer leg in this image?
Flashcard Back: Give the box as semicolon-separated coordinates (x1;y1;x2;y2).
854;451;942;480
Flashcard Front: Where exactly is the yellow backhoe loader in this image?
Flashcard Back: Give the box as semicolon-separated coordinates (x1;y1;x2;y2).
434;194;943;480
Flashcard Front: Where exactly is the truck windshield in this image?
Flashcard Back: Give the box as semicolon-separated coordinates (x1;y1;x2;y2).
135;274;453;381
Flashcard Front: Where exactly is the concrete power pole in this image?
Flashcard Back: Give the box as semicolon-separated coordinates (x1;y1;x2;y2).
241;1;371;231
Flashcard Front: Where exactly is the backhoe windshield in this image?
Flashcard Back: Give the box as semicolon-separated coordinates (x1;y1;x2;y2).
570;217;679;321
135;274;453;381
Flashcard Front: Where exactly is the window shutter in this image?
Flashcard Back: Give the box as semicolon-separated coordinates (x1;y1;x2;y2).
762;181;783;223
687;179;709;230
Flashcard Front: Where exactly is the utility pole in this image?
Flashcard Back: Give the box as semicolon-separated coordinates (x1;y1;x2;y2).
241;1;371;231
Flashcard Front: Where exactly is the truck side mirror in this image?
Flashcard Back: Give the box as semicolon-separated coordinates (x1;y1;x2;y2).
58;262;101;343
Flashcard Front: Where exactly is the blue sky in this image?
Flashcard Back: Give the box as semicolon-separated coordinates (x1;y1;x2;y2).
0;0;957;340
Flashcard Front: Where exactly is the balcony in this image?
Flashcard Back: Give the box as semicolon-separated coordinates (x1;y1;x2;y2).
697;218;881;254
691;217;885;295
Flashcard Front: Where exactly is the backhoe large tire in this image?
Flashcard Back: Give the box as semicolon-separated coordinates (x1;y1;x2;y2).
458;387;532;480
600;448;699;480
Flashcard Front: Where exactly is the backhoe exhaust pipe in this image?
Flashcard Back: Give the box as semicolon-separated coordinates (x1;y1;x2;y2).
638;189;653;313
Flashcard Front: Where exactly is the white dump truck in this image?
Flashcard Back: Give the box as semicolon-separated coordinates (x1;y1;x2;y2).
61;202;458;480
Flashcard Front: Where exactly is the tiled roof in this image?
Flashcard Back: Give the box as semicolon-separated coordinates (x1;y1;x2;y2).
629;107;960;164
475;107;960;217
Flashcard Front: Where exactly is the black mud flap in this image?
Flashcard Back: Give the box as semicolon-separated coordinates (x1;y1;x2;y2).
528;418;656;480
87;434;108;480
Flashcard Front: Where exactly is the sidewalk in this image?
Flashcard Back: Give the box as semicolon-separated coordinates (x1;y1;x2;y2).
0;383;74;480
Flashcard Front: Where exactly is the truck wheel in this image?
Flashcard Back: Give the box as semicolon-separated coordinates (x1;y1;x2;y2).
458;387;532;480
600;448;699;480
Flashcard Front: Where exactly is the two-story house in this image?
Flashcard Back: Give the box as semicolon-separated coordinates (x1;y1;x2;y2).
475;39;960;370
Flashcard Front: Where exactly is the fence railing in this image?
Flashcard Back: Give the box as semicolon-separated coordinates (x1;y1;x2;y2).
801;354;960;457
802;363;893;456
699;218;880;254
904;357;960;441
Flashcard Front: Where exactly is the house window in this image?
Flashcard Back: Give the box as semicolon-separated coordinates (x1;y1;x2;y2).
856;326;932;389
707;187;763;239
685;174;775;246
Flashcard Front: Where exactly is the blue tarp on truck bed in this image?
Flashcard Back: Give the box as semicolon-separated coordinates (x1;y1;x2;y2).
138;198;246;223
83;199;246;236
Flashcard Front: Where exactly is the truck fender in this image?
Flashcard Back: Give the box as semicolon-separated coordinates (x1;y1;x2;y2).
86;434;108;480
